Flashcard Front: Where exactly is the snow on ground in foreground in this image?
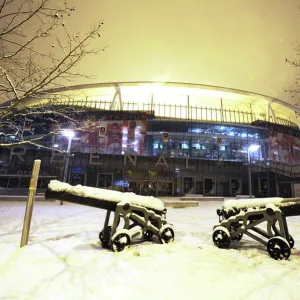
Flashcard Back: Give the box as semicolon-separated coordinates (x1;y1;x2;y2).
1;201;300;300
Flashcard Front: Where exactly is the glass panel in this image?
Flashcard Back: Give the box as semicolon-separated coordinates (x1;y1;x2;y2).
204;178;216;195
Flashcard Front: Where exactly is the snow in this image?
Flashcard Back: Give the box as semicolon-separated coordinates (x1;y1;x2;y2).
1;200;300;300
224;197;284;210
224;197;300;211
48;180;165;211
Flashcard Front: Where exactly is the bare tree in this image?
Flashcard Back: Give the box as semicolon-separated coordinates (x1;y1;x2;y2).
0;0;105;148
285;42;300;117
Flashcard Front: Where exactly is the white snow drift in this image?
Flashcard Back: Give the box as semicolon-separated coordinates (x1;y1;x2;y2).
1;200;300;300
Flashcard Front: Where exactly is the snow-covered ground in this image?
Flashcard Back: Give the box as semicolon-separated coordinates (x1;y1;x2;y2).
1;200;300;300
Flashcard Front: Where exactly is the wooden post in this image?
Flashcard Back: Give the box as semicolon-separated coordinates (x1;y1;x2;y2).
20;160;41;247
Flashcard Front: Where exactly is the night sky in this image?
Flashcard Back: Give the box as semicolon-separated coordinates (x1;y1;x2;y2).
9;0;300;104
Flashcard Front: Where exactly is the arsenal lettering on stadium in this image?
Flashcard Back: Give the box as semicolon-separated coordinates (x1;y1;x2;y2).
102;111;154;121
145;176;174;181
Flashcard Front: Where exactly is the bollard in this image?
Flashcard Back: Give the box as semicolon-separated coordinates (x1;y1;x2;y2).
20;160;41;247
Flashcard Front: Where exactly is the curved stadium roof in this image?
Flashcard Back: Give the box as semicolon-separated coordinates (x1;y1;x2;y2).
21;81;300;128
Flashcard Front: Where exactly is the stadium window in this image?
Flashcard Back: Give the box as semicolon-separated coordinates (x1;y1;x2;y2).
0;178;8;188
192;143;201;150
182;143;189;149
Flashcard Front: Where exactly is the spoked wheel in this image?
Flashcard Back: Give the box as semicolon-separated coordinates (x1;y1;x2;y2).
99;226;112;248
271;222;294;249
288;235;294;249
158;225;175;244
142;230;154;240
267;237;291;260
111;231;131;252
212;226;231;249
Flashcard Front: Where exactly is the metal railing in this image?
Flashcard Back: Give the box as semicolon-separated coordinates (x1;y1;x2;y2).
251;160;300;178
0;188;47;196
36;99;295;127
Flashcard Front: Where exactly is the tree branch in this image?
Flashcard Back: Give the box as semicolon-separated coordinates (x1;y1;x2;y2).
0;66;19;99
0;0;105;148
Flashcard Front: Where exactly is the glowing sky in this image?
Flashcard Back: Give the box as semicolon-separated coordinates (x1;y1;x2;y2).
47;0;300;105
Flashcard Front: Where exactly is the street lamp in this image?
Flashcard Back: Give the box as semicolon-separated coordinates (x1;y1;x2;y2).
247;144;260;198
61;129;75;205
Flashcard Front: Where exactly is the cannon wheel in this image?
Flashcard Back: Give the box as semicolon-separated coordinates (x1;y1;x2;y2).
267;236;291;260
111;231;131;252
288;235;294;249
272;232;294;249
159;225;175;244
99;226;112;249
212;226;231;249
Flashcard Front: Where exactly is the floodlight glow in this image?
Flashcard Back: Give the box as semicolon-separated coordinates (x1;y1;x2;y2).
62;130;75;138
53;144;59;148
248;145;260;152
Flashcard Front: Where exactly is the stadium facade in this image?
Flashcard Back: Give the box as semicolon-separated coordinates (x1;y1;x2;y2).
1;82;300;197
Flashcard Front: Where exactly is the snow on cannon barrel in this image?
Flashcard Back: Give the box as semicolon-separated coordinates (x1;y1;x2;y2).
212;197;300;260
45;180;175;252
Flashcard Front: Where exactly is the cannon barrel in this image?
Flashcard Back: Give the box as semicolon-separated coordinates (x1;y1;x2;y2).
45;187;165;215
45;188;118;211
218;197;300;219
280;199;300;217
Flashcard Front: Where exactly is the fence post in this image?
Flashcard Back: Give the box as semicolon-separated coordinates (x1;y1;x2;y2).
20;159;41;248
187;95;190;120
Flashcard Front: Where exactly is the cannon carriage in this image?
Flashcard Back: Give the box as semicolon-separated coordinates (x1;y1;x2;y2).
212;197;300;260
45;180;175;252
